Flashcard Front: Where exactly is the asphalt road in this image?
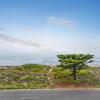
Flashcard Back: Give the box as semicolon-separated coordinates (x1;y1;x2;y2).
0;89;100;100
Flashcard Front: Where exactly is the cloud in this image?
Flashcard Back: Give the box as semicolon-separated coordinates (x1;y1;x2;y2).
0;33;40;48
48;17;75;31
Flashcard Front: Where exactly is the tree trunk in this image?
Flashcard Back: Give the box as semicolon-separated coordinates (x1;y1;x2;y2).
73;66;76;80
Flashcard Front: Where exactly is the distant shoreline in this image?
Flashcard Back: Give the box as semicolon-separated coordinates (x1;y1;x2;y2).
0;63;100;67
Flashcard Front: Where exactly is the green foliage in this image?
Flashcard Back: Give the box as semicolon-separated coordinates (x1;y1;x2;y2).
52;67;71;77
21;64;49;73
51;67;72;83
57;54;93;68
78;69;89;75
0;63;100;89
0;64;49;89
52;67;100;86
57;54;94;80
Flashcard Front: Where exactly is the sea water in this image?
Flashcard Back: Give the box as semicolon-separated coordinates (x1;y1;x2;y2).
0;54;100;66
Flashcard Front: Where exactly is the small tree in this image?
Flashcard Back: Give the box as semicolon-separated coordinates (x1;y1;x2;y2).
57;54;94;80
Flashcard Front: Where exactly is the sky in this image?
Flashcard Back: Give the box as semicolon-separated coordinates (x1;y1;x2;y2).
0;0;100;65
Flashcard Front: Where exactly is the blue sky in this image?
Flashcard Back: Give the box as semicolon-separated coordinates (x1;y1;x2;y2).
0;0;100;64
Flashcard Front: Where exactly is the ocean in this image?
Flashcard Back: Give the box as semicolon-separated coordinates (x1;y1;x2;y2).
0;54;58;66
0;54;100;66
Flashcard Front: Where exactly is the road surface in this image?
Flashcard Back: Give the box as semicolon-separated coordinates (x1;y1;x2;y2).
0;89;100;100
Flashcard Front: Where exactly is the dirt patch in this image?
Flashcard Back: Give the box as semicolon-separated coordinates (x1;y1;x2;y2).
54;82;96;89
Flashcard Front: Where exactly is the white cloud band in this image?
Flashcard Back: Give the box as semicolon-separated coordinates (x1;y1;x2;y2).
48;17;75;31
0;33;40;48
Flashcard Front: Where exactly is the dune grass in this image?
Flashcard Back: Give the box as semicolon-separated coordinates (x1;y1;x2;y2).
0;64;100;89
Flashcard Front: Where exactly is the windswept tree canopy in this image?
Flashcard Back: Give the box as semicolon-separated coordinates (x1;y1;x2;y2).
57;54;93;68
57;54;94;80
